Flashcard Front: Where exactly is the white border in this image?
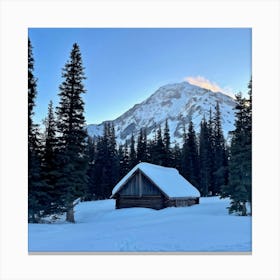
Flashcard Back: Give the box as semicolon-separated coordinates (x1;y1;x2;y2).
0;0;279;279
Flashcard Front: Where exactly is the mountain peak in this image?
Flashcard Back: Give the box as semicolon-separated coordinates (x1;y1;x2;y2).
87;81;236;144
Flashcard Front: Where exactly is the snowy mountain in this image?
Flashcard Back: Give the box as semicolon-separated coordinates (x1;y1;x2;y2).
87;81;236;144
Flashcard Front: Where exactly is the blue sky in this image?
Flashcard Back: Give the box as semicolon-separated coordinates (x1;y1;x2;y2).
29;28;251;125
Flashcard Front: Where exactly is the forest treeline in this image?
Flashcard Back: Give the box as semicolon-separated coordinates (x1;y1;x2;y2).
28;39;252;223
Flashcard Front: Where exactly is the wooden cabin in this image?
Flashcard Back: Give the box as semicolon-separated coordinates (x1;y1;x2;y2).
111;162;200;210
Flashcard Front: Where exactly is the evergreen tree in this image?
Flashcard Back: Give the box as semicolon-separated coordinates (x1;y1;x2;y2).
180;124;188;177
147;137;156;164
91;123;119;199
41;101;61;214
172;142;182;171
207;108;215;194
153;125;166;166
137;128;148;163
28;38;44;223
106;122;119;197
245;78;252;208
212;102;228;195
221;80;252;215
28;127;45;222
56;43;88;223
181;120;199;187
28;38;37;135
163;119;172;166
95;123;110;199
198;116;211;196
148;129;157;164
91;136;106;199
129;133;137;168
85;136;96;201
119;140;130;179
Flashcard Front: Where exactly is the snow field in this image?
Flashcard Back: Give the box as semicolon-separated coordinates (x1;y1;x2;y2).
28;197;251;252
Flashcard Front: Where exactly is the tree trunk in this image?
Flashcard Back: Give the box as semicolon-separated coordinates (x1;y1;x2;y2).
241;201;247;216
66;207;75;223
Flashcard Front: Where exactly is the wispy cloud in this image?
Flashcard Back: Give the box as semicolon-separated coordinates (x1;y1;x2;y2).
184;76;235;98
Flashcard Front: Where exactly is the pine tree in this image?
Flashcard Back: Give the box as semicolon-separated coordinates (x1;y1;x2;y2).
198;116;211;196
106;122;119;197
129;133;137;168
41;101;61;214
172;143;182;171
181;120;199;187
148;129;157;164
119;140;130;179
146;138;155;164
56;43;88;223
91;136;106;199
163;119;172;166
221;80;252;215
212;102;228;195
95;123;110;199
207;108;215;195
28;38;37;135
180;124;188;177
28;127;45;222
28;38;44;223
245;78;252;209
91;123;119;199
85;136;96;201
137;128;148;163
153;125;166;166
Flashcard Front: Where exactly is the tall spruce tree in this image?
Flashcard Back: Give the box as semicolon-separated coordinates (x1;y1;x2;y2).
212;102;228;195
180;124;188;177
172;143;182;172
106;122;119;197
147;137;156;164
198;116;211;196
129;133;137;168
163;119;172;166
28;38;36;135
56;43;88;223
221;81;252;216
92;123;119;199
207;108;215;194
119;140;130;179
245;79;252;208
181;119;199;187
137;128;148;163
41;101;61;214
91;136;106;199
153;125;166;166
28;38;44;223
148;129;157;164
85;136;96;201
28;126;44;222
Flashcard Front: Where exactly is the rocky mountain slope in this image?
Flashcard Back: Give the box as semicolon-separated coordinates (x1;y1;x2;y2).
87;81;236;144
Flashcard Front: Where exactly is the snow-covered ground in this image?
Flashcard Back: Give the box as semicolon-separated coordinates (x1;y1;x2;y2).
28;197;251;252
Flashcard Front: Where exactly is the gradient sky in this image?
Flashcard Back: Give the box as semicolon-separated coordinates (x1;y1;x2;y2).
29;28;251;125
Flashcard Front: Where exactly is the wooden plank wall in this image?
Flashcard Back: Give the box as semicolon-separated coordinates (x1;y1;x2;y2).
165;198;199;207
119;170;162;196
117;196;164;210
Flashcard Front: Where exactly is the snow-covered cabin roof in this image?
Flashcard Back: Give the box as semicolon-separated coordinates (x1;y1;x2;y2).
111;162;200;199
